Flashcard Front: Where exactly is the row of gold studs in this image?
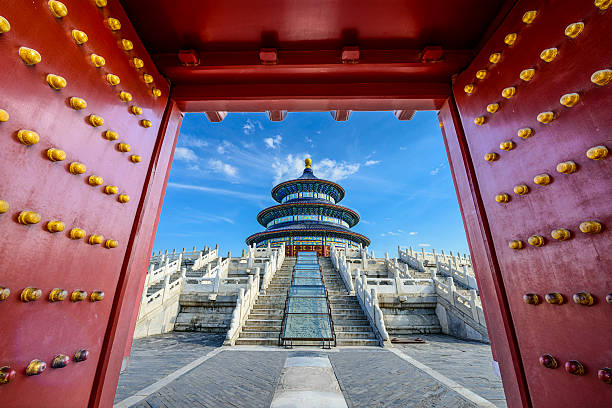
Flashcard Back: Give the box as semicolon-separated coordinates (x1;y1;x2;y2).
475;68;611;129
492;145;609;203
0;287;104;303
4;4;157;132
16;128;140;163
0;203;119;247
522;291;611;306
101;8;162;97
12;130;133;203
536;354;611;384
47;0;161;98
0;349;90;384
507;221;603;250
465;0;610;95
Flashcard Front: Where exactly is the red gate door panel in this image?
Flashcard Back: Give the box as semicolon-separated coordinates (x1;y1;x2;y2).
0;1;170;406
445;0;612;406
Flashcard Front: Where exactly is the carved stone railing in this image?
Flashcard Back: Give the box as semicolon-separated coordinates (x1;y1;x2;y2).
150;245;216;265
354;269;389;346
191;247;219;271
398;246;477;290
364;276;435;296
138;262;185;320
435;257;478;291
224;270;261;345
433;276;485;326
330;245;355;294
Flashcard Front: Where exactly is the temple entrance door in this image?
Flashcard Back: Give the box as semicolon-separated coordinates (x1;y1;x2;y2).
439;1;612;406
0;3;180;407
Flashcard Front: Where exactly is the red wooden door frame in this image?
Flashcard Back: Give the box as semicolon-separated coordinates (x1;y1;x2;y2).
91;100;183;408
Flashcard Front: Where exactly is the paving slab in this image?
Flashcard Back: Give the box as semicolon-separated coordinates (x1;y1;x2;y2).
329;349;479;408
392;334;507;407
129;349;287;408
115;332;225;403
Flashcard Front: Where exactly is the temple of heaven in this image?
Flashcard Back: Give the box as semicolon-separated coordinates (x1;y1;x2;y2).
246;158;370;256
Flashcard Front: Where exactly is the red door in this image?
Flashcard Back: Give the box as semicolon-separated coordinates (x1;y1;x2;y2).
0;2;178;407
440;0;612;406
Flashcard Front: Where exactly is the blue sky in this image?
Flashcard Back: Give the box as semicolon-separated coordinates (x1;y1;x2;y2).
152;111;469;257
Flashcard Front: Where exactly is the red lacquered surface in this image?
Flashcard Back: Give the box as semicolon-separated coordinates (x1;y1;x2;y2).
451;0;612;406
0;1;169;406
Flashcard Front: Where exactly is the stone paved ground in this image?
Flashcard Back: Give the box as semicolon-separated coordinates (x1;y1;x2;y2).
329;349;476;408
114;332;225;403
131;350;288;408
115;333;506;408
392;334;506;407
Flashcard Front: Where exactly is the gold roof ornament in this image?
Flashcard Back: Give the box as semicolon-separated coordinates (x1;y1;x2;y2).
305;158;312;168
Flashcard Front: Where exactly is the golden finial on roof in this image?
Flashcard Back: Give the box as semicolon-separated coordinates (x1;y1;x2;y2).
305;158;312;168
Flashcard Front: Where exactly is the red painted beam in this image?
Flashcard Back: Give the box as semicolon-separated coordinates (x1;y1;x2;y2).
331;110;351;121
152;49;473;84
394;110;416;120
267;110;287;121
171;82;450;112
204;111;228;122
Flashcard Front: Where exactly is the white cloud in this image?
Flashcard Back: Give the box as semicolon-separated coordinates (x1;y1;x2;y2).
243;119;262;135
399;146;408;151
387;231;399;236
305;136;314;146
409;231;418;235
168;182;266;201
174;147;197;162
180;136;208;148
264;134;282;149
216;140;233;154
315;158;360;182
430;162;445;176
192;213;235;224
209;159;238;178
380;233;386;237
272;154;361;184
364;160;380;166
418;243;431;247
397;229;404;233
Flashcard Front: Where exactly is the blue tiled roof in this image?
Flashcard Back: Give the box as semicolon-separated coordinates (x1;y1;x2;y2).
297;167;318;179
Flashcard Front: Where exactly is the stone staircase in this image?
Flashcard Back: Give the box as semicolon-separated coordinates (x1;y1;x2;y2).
235;257;296;345
319;258;379;346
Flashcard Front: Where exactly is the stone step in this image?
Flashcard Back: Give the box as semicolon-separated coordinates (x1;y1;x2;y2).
249;310;284;318
329;299;360;305
335;338;380;347
332;318;369;326
244;319;282;327
242;324;281;332
239;330;281;338
335;331;376;339
334;325;373;331
252;307;285;313
330;308;364;315
235;337;279;346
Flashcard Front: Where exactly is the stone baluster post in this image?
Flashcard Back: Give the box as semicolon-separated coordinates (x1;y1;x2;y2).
469;289;479;321
447;277;456;302
361;251;367;271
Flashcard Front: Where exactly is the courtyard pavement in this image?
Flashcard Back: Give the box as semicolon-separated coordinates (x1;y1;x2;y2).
114;333;506;408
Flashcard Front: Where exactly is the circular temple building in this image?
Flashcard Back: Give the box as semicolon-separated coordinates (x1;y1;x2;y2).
246;158;370;256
